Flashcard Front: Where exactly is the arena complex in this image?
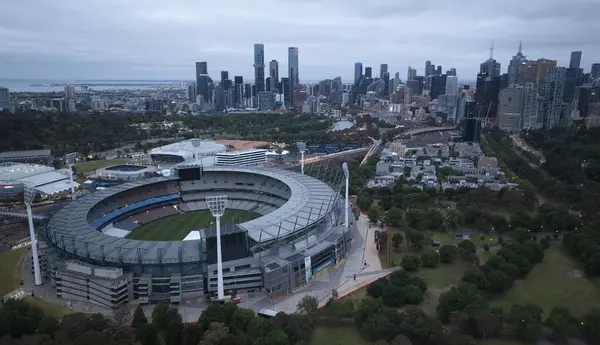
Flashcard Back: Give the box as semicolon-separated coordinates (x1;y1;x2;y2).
42;165;350;308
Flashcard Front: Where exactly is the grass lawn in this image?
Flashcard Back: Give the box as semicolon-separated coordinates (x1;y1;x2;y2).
126;210;260;241
311;326;370;345
493;245;600;317
24;296;72;319
73;159;125;175
432;232;498;247
0;248;27;296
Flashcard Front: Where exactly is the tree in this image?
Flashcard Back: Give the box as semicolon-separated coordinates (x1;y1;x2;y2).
255;330;290;345
367;277;390;299
389;334;412;345
385;208;404;227
581;308;600;342
377;231;389;252
475;311;502;340
544;307;580;338
401;255;421;272
420;249;440;268
392;232;404;251
368;206;381;224
354;297;384;326
231;308;256;334
151;301;170;329
382;284;405;307
402;285;424;305
511;227;530;243
357;193;374;211
296;295;318;315
448;310;469;334
457;239;475;253
507;304;544;342
200;322;230;345
135;323;159;345
439;245;458;263
405;230;426;250
181;323;204;345
446;210;464;230
485;270;514;293
483;243;490;251
112;305;129;326
165;321;184;345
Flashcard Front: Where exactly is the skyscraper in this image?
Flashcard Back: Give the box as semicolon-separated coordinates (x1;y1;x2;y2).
282;77;290;108
254;44;265;92
480;58;501;78
445;76;458;96
288;47;299;108
365;67;372;79
195;62;211;103
425;61;432;76
234;76;244;108
592;63;600;79
269;60;279;93
430;75;447;100
221;71;229;89
380;64;388;78
570;51;582;69
508;42;527;86
64;85;76;100
407;66;417;81
475;73;501;124
354;62;363;85
541;67;566;128
0;87;9;110
463;101;481;142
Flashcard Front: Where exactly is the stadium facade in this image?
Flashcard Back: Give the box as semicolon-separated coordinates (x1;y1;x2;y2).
43;165;350;307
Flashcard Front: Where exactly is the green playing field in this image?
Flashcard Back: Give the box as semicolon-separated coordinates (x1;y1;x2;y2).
125;209;260;241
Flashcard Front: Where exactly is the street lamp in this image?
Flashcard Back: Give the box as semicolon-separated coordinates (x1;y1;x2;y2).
296;142;307;175
65;152;77;200
342;162;350;229
24;184;42;286
206;195;227;301
191;139;202;166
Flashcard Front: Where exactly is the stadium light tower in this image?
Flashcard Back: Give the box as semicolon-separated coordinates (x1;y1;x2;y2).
24;184;42;286
206;195;227;301
342;162;350;229
191;139;202;166
296;142;307;175
65;152;77;200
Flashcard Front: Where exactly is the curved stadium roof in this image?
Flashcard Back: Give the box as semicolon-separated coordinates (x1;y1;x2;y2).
45;166;338;265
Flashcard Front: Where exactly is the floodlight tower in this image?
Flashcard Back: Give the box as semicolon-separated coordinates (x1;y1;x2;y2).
206;195;227;301
65;152;77;200
24;184;42;286
191;139;202;165
296;142;307;175
342;162;350;229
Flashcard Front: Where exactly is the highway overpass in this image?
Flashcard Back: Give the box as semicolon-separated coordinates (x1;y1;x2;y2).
394;126;457;139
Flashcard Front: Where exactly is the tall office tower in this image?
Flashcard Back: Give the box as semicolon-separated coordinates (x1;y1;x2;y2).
480;58;501;78
265;77;272;92
574;84;600;119
282;77;290;108
393;72;401;91
463;101;481;142
195;62;211;102
407;66;417;81
234;76;244;108
564;67;584;103
520;83;540;130
445;76;458;96
592;64;600;79
430;75;447;100
354;62;363;85
541;67;566;128
570;51;582;69
254;44;265;92
508;42;527;85
269;60;279;92
288;47;299;108
497;86;525;131
0;87;9;110
187;84;197;103
64;85;76;99
214;85;225;110
380;64;388;78
436;66;442;76
221;71;229;89
332;77;342;91
382;72;390;97
446;68;457;76
364;67;372;79
425;61;432;76
475;73;501;124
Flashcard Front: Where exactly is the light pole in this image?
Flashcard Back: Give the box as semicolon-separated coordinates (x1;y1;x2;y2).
191;139;202;165
65;152;77;200
24;184;42;286
296;142;306;175
342;162;350;229
206;195;227;301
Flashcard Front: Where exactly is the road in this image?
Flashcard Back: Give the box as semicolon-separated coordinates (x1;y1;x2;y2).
510;133;546;164
360;137;382;166
393;126;456;140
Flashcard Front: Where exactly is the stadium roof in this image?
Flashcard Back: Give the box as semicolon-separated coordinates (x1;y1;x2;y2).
0;162;79;195
149;139;226;160
45;167;339;264
0;149;51;160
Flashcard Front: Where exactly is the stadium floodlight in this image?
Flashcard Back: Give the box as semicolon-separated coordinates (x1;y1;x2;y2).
342;162;350;229
296;142;307;175
191;139;202;166
65;152;77;200
24;184;42;286
206;195;227;301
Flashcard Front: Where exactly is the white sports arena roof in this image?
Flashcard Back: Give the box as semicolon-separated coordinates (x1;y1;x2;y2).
149;139;227;161
0;162;79;195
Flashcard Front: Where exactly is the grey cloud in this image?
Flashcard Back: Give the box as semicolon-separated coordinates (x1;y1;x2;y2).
0;0;598;81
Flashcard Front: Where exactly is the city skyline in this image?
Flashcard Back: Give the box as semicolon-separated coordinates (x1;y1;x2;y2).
1;0;599;81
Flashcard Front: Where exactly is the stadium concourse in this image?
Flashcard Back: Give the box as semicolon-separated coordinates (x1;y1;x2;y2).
41;165;353;308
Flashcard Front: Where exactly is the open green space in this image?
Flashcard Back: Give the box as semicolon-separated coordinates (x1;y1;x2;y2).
493;245;600;317
311;326;371;345
23;296;72;319
125;209;260;241
73;159;125;175
432;232;498;247
0;248;27;296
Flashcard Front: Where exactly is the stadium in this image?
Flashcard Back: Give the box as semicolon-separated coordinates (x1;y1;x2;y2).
43;164;350;307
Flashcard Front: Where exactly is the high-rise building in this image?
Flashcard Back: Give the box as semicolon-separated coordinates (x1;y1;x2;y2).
269;60;279;93
288;47;299;108
407;66;417;81
258;91;274;111
445;76;458;96
463;101;481;142
214;85;225;110
0;87;10;110
282;77;290;108
354;62;363;85
480;58;501;78
364;67;372;79
254;44;265;92
380;64;388;78
592;64;600;79
425;61;432;76
195;62;212;104
382;72;390;97
475;73;501;124
187;84;197;103
541;67;567;128
436;66;442;76
430;75;447;100
574;84;600;119
221;71;229;89
508;42;527;86
564;67;583;104
497;86;525;131
570;51;582;69
234;76;244;108
446;68;457;76
64;85;76;100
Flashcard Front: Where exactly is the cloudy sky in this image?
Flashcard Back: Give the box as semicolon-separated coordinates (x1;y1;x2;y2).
1;0;598;82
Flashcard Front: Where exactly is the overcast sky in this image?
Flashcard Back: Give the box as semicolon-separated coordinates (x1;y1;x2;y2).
1;0;598;82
